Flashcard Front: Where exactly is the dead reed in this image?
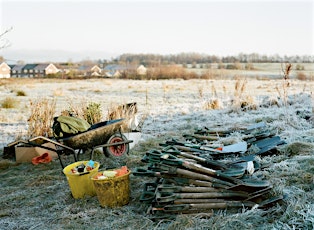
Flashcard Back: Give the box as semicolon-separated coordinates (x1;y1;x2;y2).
231;78;249;111
28;98;56;137
107;102;138;132
276;63;292;107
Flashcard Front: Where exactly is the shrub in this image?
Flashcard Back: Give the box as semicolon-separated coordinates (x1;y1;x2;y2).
83;102;102;125
1;97;19;108
296;72;307;81
16;90;26;96
296;64;305;70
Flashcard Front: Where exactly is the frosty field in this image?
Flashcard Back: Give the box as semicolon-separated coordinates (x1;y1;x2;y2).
0;78;313;229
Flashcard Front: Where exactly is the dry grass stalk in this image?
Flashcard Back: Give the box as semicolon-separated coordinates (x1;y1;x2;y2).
28;98;56;138
280;63;292;107
198;85;204;98
107;102;138;131
211;83;217;97
232;78;248;110
204;99;222;110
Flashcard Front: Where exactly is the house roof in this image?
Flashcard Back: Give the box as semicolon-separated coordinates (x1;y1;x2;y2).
34;63;50;71
78;65;92;71
0;62;10;69
9;64;24;71
104;64;127;71
22;64;38;70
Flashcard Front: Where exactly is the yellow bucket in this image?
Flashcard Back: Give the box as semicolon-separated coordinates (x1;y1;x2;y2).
91;170;131;208
63;161;100;199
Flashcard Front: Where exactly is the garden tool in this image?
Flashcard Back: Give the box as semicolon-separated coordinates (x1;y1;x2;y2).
161;177;231;188
161;145;227;170
194;127;232;136
242;122;267;135
160;201;257;213
133;166;229;189
251;136;286;155
227;178;270;193
163;146;261;176
156;184;221;193
173;198;227;204
162;139;208;153
244;186;273;202
139;182;159;203
216;167;247;178
183;134;219;141
200;141;247;154
159;153;243;185
156;190;249;203
154;163;235;188
257;195;284;209
146;154;270;192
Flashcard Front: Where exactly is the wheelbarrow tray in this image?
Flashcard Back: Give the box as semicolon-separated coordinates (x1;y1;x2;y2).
58;119;125;150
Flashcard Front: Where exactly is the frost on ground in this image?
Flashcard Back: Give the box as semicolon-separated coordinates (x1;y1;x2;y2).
0;78;313;229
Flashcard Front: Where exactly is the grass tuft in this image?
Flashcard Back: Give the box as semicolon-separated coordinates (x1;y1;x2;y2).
1;97;19;108
16;90;27;96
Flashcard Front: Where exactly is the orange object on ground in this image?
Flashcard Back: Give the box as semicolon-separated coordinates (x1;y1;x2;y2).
114;166;128;177
31;152;52;165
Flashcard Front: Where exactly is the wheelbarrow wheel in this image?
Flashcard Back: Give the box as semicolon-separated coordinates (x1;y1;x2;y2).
104;133;129;157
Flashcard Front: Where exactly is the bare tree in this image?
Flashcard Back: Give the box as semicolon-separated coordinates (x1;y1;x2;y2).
0;27;12;50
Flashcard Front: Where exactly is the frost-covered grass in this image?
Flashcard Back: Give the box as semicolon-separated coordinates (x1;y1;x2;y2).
0;78;313;229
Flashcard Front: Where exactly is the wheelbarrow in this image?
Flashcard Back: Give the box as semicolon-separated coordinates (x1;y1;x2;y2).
6;119;133;168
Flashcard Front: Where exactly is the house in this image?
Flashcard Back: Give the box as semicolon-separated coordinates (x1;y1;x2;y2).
9;63;59;78
34;63;59;77
0;62;11;78
103;64;147;77
9;64;24;78
90;65;102;76
136;65;147;75
78;65;102;77
22;64;38;77
103;64;125;77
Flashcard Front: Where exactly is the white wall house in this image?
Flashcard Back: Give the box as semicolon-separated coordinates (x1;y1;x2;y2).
0;62;11;78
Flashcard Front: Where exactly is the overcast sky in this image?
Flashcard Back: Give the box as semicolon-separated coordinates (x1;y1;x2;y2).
0;0;313;62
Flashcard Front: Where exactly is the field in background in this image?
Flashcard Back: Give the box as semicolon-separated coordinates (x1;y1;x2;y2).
187;62;314;80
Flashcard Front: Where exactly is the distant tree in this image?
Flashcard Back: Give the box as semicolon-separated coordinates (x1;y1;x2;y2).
0;27;12;50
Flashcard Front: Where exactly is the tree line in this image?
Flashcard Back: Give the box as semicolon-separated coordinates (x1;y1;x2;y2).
114;52;314;67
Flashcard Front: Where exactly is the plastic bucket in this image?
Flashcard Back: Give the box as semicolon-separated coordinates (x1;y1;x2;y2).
63;161;100;199
91;170;131;208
